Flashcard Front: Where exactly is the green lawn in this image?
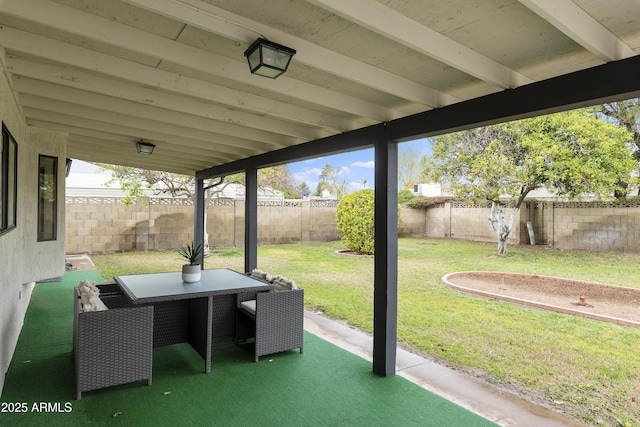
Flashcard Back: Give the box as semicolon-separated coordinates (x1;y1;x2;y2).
91;238;640;427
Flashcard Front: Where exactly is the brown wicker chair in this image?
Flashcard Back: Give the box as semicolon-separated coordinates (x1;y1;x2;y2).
236;288;304;362
73;285;153;399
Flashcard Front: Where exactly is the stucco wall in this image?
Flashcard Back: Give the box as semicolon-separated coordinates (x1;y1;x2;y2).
0;59;67;395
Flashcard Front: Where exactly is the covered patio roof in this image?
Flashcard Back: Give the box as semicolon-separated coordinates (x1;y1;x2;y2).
1;0;639;175
2;0;640;379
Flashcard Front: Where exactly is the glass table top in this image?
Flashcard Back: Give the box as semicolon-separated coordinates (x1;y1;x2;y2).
115;269;270;301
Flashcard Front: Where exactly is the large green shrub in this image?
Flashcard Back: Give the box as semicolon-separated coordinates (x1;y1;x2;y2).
336;189;375;255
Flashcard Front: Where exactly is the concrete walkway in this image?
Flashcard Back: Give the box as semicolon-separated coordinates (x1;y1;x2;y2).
304;310;586;427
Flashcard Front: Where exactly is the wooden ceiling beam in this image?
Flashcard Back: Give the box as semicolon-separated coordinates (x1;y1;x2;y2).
0;26;350;131
124;0;460;108
310;0;533;89
0;0;403;122
7;56;333;141
519;0;636;62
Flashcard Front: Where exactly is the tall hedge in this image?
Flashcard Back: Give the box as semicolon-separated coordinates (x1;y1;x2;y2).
336;189;375;255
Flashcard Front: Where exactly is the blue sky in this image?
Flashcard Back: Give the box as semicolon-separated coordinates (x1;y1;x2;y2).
287;138;431;193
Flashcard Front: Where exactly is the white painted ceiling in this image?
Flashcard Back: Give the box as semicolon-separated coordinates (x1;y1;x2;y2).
0;0;638;175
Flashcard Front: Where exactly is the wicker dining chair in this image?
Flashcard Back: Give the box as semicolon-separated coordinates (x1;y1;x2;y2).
73;285;153;399
236;288;304;362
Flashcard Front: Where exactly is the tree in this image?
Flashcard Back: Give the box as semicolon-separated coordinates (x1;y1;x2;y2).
336;189;375;254
422;109;636;254
297;182;311;198
257;166;300;199
98;166;199;205
594;98;640;197
398;189;424;205
313;181;332;198
398;144;424;190
313;163;348;199
99;164;298;203
596;98;640;157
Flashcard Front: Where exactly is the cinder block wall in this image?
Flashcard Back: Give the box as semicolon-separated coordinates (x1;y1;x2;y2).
407;202;522;245
399;201;640;254
66;198;137;253
206;199;237;248
397;206;425;237
545;202;640;253
307;200;342;242
65;197;339;254
258;201;303;245
66;197;640;255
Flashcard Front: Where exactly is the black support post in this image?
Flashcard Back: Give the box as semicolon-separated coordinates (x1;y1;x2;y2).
194;177;206;269
245;167;258;273
373;130;398;377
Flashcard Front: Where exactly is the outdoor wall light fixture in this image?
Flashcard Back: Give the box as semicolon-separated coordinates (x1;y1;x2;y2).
244;38;296;79
136;140;155;155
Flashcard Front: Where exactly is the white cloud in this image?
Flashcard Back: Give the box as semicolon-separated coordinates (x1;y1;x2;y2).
293;167;323;183
348;181;369;192
303;157;323;164
351;160;375;168
337;166;350;176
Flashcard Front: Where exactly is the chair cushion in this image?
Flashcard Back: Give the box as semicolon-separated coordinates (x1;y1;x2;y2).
240;300;257;316
271;276;298;291
250;269;272;282
78;280;108;312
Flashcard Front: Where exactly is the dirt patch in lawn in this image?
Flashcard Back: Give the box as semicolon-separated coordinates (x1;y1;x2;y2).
442;272;640;327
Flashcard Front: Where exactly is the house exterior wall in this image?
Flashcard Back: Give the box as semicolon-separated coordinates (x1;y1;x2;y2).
0;61;66;395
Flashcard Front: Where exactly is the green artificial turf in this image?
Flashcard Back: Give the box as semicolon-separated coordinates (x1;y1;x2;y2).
90;240;640;425
1;270;495;427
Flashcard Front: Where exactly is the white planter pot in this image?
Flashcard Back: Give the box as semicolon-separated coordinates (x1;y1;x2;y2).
182;264;201;283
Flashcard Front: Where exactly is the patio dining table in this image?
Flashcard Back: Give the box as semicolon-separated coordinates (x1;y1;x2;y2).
114;268;272;373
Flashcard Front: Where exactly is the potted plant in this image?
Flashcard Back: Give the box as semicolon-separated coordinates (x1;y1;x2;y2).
178;242;203;282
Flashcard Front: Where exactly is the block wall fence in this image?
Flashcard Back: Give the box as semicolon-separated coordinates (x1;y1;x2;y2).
398;201;640;254
65;197;640;255
65;197;340;254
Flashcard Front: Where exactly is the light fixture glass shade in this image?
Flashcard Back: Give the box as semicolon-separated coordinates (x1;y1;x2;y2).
244;38;296;79
136;141;155;155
